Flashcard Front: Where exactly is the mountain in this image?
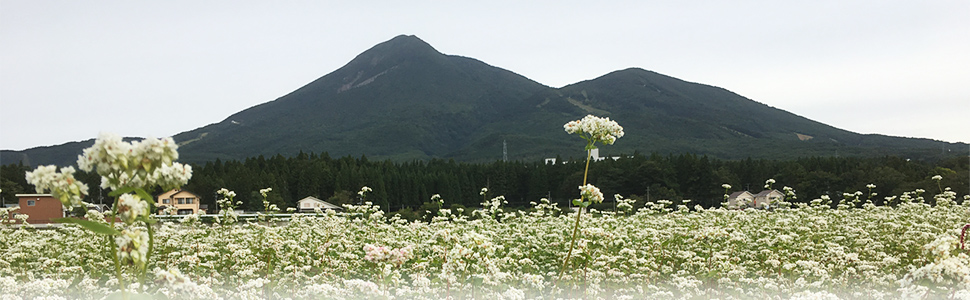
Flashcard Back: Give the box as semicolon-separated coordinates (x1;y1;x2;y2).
171;35;548;162
2;35;965;166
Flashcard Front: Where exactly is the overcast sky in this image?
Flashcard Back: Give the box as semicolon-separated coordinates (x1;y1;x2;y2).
1;1;968;152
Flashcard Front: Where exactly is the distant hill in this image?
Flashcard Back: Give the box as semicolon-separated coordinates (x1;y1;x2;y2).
2;35;965;166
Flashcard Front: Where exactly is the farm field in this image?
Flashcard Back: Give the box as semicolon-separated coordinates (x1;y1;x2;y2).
1;195;968;299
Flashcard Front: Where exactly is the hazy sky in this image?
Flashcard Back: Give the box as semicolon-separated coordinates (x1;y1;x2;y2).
1;1;968;152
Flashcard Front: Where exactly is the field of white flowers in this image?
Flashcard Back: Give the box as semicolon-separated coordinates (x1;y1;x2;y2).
1;194;968;299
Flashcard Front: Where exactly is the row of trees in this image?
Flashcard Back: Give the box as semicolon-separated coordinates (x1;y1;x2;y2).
3;151;966;215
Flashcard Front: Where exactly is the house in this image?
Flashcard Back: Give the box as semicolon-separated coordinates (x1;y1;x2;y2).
156;189;203;215
726;190;784;209
296;196;342;212
752;190;785;208
726;191;755;209
15;194;64;224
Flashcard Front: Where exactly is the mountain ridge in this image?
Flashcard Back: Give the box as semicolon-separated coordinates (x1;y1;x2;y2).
3;35;965;166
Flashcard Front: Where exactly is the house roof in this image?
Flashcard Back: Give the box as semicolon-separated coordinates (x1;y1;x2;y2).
297;196;342;209
15;194;53;197
753;190;782;198
157;189;201;200
727;191;753;199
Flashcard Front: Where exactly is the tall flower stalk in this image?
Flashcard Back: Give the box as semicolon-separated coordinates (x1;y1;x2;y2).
557;115;623;280
26;133;191;298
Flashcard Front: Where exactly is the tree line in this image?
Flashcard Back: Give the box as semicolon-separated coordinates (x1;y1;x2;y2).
2;151;967;214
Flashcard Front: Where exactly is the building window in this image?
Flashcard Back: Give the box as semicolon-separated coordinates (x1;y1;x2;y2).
177;198;185;204
186;198;194;204
27;200;36;206
163;199;170;204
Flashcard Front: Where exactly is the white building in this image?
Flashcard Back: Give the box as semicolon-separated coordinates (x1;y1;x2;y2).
296;196;343;212
545;148;621;164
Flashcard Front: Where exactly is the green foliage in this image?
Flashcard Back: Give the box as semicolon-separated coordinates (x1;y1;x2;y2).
4;152;968;213
51;217;120;235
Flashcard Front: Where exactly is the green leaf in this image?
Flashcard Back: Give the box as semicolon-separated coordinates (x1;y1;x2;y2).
107;187;136;197
52;217;120;235
133;188;153;205
572;199;583;206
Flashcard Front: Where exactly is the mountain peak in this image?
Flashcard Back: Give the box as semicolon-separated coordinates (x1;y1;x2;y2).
352;34;441;63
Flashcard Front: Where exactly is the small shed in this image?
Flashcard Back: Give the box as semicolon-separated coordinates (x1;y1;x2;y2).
15;194;64;224
296;196;343;212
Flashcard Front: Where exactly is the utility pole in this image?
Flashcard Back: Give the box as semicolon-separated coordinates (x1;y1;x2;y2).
503;140;508;162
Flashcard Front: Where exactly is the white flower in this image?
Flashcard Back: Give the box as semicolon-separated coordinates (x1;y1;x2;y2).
722;184;732;189
77;132;130;174
217;188;236;198
116;228;150;270
363;244;414;267
130;136;178;171
77;133;187;190
117;193;148;224
579;184;604;204
152;162;192;190
358;186;372;197
932;175;943;181
259;187;273;198
563;115;624;145
25;165;89;207
480;187;488;196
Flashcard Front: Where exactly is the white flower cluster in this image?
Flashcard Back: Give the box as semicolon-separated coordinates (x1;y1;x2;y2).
563;115;624;145
77;133;190;190
901;233;970;291
259;187;273;198
116;227;150;270
363;244;414;267
479;195;507;217
358;186;372;197
154;267;219;298
1;207;22;225
5;182;970;299
153;162;193;191
24;165;90;207
216;188;240;224
217;188;236;199
616;194;635;214
118;193;149;224
579;184;604;204
528;198;561;217
764;178;776;189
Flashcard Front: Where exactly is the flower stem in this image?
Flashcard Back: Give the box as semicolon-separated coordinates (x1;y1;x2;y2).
142;220;154;290
558;147;593;280
109;197;127;299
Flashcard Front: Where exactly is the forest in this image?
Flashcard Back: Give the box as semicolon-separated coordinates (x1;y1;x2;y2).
2;151;967;217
